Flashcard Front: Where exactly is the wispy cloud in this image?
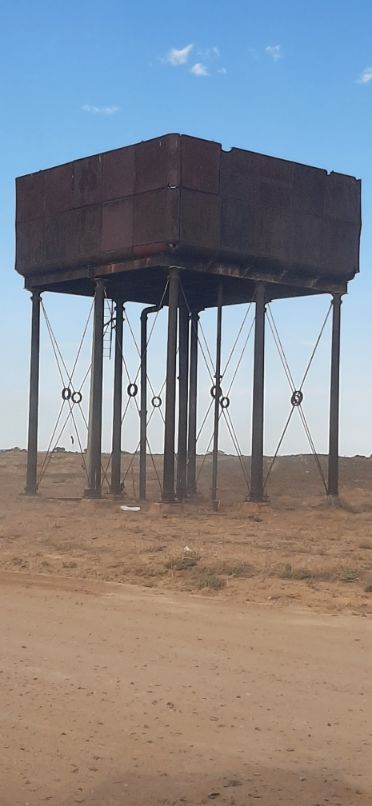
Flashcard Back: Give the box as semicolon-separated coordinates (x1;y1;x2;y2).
82;104;119;115
190;62;209;77
265;44;283;62
162;43;224;76
165;44;193;66
197;46;220;59
357;66;372;84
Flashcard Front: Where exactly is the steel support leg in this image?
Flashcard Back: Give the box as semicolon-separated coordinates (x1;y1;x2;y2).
139;309;148;502
176;300;189;500
25;291;41;495
327;293;342;496
110;299;124;496
250;283;266;502
211;285;223;507
162;269;179;502
85;280;105;498
139;305;161;501
187;311;199;497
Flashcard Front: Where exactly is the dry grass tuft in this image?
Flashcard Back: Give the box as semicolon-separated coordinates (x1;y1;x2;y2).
166;557;199;571
211;561;256;578
269;563;360;584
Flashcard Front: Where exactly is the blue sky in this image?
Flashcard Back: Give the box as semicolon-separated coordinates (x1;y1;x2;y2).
0;0;371;457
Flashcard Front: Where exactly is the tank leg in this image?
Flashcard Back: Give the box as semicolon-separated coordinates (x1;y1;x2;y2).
25;291;41;495
176;300;189;500
187;311;199;497
162;269;179;502
110;299;124;496
327;293;342;496
250;283;266;502
85;280;105;498
139;305;163;501
139;310;148;501
211;285;223;508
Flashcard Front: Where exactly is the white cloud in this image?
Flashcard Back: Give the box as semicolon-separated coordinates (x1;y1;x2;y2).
162;43;224;76
190;62;209;77
357;66;372;84
166;44;193;66
265;44;283;62
82;104;119;115
198;46;220;59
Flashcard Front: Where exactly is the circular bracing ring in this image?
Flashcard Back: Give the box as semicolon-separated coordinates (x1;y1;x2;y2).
72;391;83;404
62;387;71;401
291;390;303;407
127;383;138;398
210;384;222;399
220;395;230;409
151;395;162;408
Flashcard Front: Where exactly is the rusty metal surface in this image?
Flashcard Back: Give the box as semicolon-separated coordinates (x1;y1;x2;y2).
44;163;73;214
220;147;259;199
180;190;220;251
102;146;135;201
134;188;179;245
16;218;45;269
181;136;220;193
221;196;256;255
102;198;133;254
135;135;180;194
72;155;102;208
16;174;45;223
15;134;361;287
293;163;325;216
43;206;101;265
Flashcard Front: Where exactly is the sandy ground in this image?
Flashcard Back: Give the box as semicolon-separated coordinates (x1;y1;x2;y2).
1;450;372;613
1;573;372;806
1;450;372;804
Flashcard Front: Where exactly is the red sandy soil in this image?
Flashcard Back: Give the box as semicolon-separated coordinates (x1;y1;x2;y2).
1;450;372;805
1;450;372;613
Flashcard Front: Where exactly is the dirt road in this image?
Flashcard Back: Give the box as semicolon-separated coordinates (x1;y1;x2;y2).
1;573;371;805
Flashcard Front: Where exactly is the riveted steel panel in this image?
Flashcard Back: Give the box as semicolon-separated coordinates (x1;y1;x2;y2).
16;174;45;223
221;196;256;256
325;172;361;222
292;212;323;268
292;163;326;217
135;135;180;193
16;218;45;269
44;211;71;264
75;205;102;259
220;148;259;199
321;218;360;277
180;190;220;251
102;146;135;201
72;155;102;208
44;206;101;266
134;188;179;244
181;136;220;194
260;153;294;185
258;182;292;259
44;163;73;215
102;198;133;253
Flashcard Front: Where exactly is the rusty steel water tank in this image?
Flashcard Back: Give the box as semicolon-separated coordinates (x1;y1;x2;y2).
15;134;361;291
